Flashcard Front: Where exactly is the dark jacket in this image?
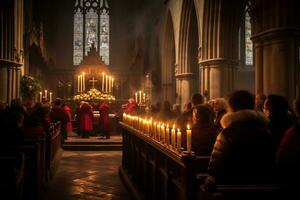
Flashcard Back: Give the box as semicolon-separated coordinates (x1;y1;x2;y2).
192;123;218;156
276;124;300;183
208;109;275;184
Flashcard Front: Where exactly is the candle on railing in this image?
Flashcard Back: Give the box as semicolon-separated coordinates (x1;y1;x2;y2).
177;128;181;150
157;122;161;141
186;124;192;153
149;118;152;136
39;91;42;102
45;90;48;100
139;91;142;104
161;124;165;143
171;124;176;148
49;92;52;104
153;122;157;138
166;124;170;146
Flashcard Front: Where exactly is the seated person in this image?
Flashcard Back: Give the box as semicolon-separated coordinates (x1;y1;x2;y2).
191;105;218;156
208;90;275;184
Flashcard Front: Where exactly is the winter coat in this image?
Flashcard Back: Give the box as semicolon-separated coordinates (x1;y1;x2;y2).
208;109;276;184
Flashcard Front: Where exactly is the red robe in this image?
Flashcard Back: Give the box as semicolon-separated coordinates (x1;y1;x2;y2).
79;103;93;132
63;105;73;132
99;102;110;131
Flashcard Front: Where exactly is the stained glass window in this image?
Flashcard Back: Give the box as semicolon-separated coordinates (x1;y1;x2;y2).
245;11;253;65
73;0;110;66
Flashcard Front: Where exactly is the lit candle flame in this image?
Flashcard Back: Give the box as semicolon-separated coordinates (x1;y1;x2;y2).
187;124;190;130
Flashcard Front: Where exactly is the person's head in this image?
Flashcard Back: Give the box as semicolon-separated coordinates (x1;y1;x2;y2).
162;101;171;112
184;102;192;112
191;93;203;107
263;94;288;118
193;105;215;126
129;98;135;104
54;99;61;106
213;98;227;112
293;99;300;117
228;90;254;112
255;94;266;108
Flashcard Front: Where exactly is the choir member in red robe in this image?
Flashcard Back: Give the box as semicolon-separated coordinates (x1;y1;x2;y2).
63;104;73;134
99;100;110;139
79;102;93;138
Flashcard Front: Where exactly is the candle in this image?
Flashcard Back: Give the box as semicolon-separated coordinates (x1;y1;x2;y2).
139;91;142;104
82;72;85;91
161;124;165;143
78;75;80;92
80;75;82;92
166;124;170;146
102;72;105;92
157;123;161;141
171;124;176;148
106;75;108;93
153;122;157;138
50;92;52;104
186;124;192;153
45;90;47;100
108;76;111;94
39;91;42;102
135;93;138;103
177;129;181;150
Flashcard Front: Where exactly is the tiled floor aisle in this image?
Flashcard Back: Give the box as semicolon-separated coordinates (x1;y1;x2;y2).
45;151;132;200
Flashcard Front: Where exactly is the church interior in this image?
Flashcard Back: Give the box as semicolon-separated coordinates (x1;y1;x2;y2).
1;0;300;199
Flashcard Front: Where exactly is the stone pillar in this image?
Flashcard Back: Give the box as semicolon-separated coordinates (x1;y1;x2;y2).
0;67;7;102
255;42;263;94
199;58;237;100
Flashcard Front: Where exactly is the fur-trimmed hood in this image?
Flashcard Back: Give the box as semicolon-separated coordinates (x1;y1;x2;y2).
221;109;269;128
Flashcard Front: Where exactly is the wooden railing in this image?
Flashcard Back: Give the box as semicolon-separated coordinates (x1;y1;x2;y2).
119;121;210;200
119;121;289;200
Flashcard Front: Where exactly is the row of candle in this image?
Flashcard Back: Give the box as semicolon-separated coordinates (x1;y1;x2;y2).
135;91;146;105
123;113;192;153
39;90;53;103
77;72;114;94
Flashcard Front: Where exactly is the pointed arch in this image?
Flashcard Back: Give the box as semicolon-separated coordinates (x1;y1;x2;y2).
177;0;199;105
161;10;176;103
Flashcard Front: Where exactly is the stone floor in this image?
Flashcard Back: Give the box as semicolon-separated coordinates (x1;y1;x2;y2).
45;151;132;200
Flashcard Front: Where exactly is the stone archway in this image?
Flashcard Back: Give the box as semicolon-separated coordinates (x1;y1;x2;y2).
177;0;199;107
161;11;176;104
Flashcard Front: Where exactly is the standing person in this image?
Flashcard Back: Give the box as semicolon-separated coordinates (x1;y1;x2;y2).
123;98;136;114
50;99;69;140
99;100;110;139
63;104;73;136
79;102;93;138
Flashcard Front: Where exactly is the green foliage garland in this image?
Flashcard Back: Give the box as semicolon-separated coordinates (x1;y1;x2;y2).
20;75;41;100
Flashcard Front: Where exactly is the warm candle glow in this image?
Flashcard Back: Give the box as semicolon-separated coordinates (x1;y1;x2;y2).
102;72;105;92
177;128;181;150
39;91;42;102
135;93;138;103
186;124;192;153
49;92;52;104
82;72;85;91
45;90;48;100
139;91;142;104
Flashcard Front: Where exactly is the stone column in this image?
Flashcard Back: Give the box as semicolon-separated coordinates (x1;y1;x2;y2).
199;58;237;100
0;67;7;102
254;42;263;94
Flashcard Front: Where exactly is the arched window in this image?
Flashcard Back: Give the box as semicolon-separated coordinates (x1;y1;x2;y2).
73;0;110;66
245;9;253;65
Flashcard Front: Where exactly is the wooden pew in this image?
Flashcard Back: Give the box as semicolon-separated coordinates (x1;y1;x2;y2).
46;122;62;180
0;152;25;200
119;122;210;200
